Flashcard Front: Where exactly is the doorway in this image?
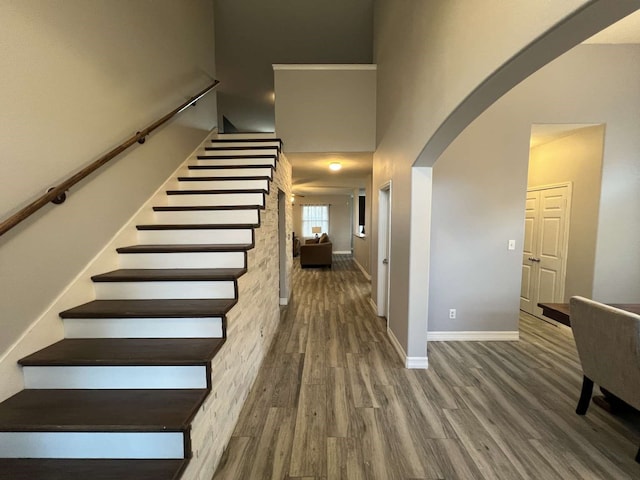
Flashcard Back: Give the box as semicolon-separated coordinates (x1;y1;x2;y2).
377;182;391;321
520;183;571;318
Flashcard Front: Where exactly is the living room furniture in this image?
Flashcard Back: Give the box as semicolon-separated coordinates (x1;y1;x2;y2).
300;233;332;267
570;296;640;463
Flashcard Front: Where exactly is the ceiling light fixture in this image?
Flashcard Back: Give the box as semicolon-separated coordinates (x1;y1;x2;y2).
329;162;342;171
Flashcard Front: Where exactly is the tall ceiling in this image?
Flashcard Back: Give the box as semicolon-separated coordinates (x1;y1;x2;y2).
214;0;373;133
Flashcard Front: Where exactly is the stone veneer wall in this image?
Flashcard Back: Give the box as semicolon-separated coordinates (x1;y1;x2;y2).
182;152;292;480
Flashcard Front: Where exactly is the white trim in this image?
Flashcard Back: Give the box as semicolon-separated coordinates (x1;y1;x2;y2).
353;258;371;281
427;331;520;341
273;64;376;71
279;297;288;306
333;250;352;255
406;357;429;369
387;327;428;369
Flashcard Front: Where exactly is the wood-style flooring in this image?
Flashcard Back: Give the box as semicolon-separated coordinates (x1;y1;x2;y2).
213;255;640;479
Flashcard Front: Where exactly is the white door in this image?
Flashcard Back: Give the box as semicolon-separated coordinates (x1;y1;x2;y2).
520;184;571;318
377;183;391;320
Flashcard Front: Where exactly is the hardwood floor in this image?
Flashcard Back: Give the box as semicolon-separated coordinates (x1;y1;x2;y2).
212;255;640;479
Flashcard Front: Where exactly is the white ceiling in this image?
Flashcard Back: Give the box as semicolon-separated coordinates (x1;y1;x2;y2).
583;9;640;44
529;124;600;149
288;152;372;196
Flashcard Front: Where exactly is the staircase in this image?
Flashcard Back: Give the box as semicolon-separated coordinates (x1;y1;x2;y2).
0;136;284;479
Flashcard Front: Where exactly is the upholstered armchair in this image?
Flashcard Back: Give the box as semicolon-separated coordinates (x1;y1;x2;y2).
299;233;332;267
570;296;640;463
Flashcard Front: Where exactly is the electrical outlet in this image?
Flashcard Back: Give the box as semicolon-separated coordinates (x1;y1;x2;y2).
449;309;456;319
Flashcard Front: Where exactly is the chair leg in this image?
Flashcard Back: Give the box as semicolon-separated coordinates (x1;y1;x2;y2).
576;375;594;415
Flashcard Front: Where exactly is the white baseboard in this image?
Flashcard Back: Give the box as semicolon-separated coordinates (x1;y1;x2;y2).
406;357;429;369
427;331;520;341
352;258;371;281
279;297;288;306
333;251;352;255
387;326;428;369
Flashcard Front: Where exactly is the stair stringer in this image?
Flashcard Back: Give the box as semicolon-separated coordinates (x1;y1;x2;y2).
180;148;292;480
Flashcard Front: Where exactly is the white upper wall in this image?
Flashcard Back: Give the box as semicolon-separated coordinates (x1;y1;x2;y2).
0;0;217;356
274;65;376;152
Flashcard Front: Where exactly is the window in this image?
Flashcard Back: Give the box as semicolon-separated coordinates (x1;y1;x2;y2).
302;205;329;237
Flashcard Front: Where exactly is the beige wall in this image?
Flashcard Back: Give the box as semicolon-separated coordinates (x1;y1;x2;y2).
274;66;377;152
371;0;635;355
427;45;640;334
293;195;353;253
0;0;217;356
528;126;605;301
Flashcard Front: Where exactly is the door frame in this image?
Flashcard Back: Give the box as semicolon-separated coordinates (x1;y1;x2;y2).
524;181;572;311
377;181;392;321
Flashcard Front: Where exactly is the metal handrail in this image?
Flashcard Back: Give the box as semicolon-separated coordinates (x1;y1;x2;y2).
0;80;220;237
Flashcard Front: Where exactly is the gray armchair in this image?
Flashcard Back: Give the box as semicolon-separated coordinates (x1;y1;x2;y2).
570;296;640;463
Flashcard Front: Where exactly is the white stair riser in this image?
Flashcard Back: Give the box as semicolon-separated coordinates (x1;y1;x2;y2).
209;141;280;149
153;209;259;225
202;148;278;157
0;432;184;459
64;317;223;338
182;167;272;178
137;229;253;245
195;157;276;167
23;366;207;389
167;193;264;207
216;133;276;140
177;179;269;191
119;251;245;269
94;281;235;300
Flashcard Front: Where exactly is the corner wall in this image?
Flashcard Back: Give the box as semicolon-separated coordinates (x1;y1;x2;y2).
0;0;217;357
372;0;636;355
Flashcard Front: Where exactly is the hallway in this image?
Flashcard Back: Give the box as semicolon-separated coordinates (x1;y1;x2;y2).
213;255;639;479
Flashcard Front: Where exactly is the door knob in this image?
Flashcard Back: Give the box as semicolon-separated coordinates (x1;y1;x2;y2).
528;257;541;262
382;258;389;264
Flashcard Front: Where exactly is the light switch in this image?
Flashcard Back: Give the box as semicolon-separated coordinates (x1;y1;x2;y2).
508;239;516;250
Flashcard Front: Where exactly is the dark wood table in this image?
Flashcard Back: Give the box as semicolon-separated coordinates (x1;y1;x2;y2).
537;302;640;327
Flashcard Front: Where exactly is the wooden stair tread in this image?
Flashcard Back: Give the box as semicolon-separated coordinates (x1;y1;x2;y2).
60;298;237;318
92;268;246;282
153;205;261;211
116;244;253;253
0;459;187;480
137;223;256;230
0;389;207;432
19;338;226;366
